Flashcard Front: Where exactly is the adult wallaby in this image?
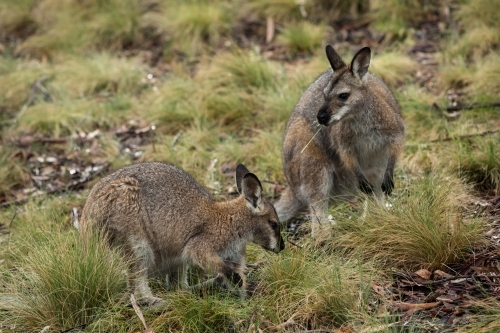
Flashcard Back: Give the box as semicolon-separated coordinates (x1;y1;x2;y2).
274;45;405;237
80;162;285;306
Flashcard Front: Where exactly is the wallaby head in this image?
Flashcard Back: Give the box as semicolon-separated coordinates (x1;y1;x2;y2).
235;164;285;253
317;45;372;126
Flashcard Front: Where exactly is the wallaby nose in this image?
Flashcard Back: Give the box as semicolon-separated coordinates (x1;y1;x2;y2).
317;104;330;125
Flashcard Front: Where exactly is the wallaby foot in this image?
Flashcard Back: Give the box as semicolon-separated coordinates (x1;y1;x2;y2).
132;294;165;308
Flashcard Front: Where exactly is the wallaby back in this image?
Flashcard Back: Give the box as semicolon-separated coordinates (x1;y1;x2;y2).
80;162;284;305
275;45;405;237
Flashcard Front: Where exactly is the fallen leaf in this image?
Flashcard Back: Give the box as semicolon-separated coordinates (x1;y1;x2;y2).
434;270;453;279
415;269;432;280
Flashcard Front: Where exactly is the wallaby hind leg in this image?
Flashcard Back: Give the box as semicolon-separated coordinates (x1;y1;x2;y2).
309;198;330;238
128;239;165;306
274;187;304;226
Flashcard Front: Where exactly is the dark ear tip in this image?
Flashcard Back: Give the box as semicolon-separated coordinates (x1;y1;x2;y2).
236;164;250;175
325;44;333;51
243;172;261;184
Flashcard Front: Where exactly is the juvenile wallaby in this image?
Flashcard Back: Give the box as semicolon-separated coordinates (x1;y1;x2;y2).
274;45;405;237
80;162;284;306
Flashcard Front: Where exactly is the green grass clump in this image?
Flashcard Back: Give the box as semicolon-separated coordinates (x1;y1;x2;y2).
277;22;325;56
0;0;37;38
0;58;50;114
332;174;486;271
15;0;149;58
370;51;418;87
143;78;198;134
195;51;282;130
0;146;30;200
450;0;500;60
440;53;500;102
369;0;444;41
1;226;127;332
15;100;94;137
259;248;378;328
447;135;500;194
51;53;145;98
159;1;233;57
199;50;279;91
245;0;305;22
456;299;500;333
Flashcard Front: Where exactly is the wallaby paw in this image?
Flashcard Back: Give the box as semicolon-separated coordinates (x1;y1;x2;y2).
381;177;394;195
228;271;243;288
359;180;373;194
222;265;244;288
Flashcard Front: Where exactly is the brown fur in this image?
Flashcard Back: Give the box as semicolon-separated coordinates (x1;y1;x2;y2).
275;45;405;237
80;162;284;305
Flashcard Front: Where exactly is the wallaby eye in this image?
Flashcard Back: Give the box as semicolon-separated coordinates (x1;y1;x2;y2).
269;221;279;230
338;93;349;101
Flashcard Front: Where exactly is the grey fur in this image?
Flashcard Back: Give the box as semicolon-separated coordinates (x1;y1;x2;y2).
80;162;284;306
275;45;406;237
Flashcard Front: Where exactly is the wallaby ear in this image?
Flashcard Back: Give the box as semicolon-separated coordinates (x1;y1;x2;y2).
241;173;263;211
350;47;371;81
235;164;251;194
325;45;346;72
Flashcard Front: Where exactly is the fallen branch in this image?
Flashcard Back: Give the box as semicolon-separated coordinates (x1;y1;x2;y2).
130;294;153;333
430;129;500;143
390;301;440;311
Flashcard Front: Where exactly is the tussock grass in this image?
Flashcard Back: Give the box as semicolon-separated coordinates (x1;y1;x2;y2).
199;50;279;91
15;100;97;137
194;51;283;130
0;147;29;200
456;299;500;333
449;25;500;62
258;247;379;327
245;0;305;22
446;135;500;194
51;54;145;98
440;54;500;101
141;74;198;133
369;0;432;38
370;52;418;87
0;58;50;113
277;22;325;56
332;174;486;271
439;58;474;90
450;0;500;60
1;228;127;331
153;293;250;332
15;0;149;58
0;0;37;38
159;1;233;57
247;0;366;23
470;54;500;98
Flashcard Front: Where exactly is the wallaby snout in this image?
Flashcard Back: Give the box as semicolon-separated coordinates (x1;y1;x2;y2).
80;162;284;305
275;44;405;237
317;102;330;125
